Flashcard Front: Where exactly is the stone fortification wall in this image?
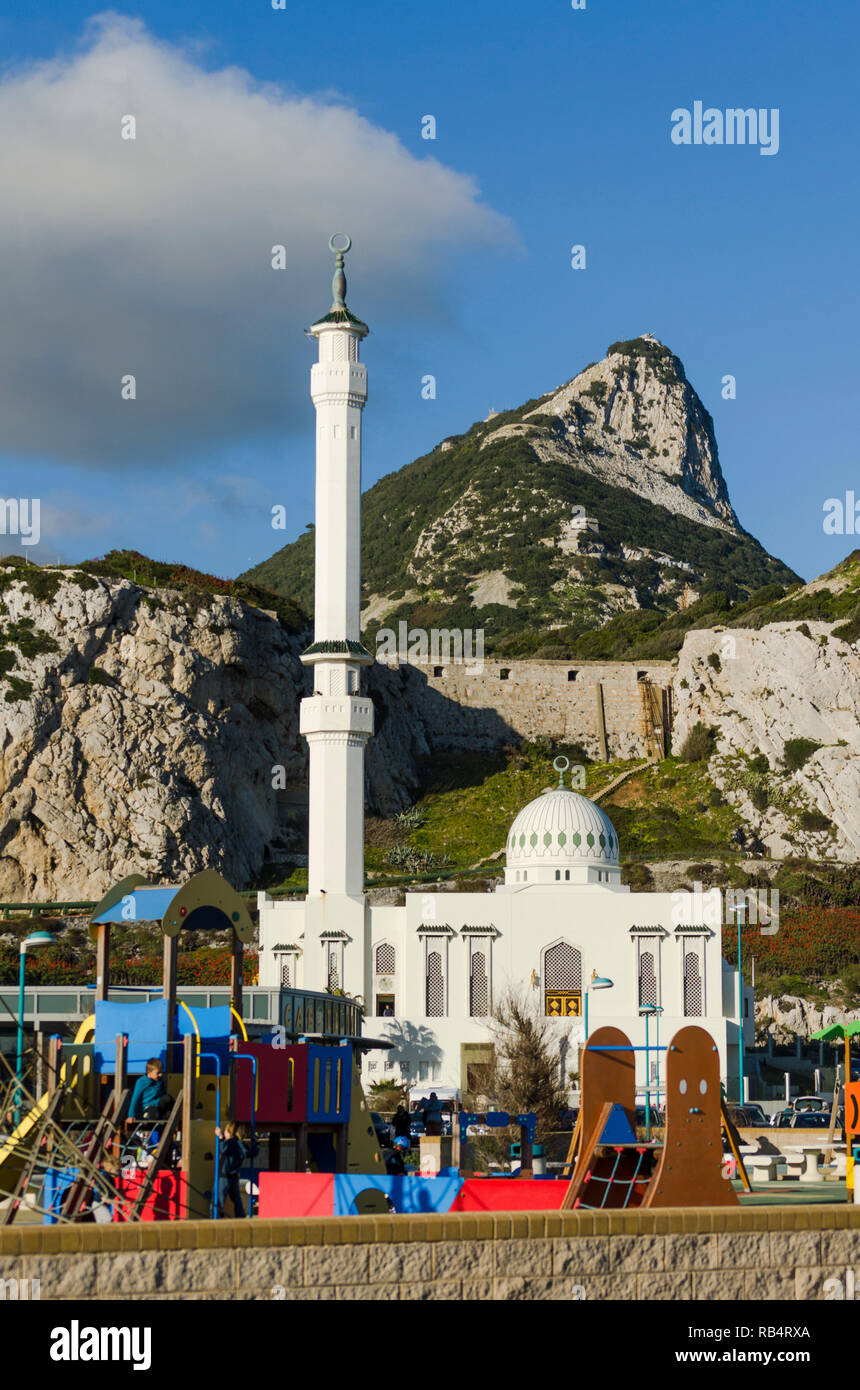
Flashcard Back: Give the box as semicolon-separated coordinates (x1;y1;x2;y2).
374;658;675;763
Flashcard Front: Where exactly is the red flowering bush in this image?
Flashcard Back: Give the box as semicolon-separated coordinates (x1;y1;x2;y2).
722;907;860;977
0;947;259;987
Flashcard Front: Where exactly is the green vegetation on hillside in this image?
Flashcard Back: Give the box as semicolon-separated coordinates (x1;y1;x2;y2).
0;550;308;635
246;435;797;661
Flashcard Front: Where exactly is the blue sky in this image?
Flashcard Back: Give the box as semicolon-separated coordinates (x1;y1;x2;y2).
0;0;856;583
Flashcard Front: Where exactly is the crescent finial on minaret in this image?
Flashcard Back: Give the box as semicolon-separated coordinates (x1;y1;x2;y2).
329;233;351;309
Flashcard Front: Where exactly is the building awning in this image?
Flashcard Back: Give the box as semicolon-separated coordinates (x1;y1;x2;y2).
460;924;498;936
417;923;455;935
674;924;714;936
628;925;669;936
319;930;350;941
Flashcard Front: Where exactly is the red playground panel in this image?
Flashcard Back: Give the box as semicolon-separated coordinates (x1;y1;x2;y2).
113;1169;188;1221
450;1180;565;1212
233;1044;309;1124
258;1172;335;1218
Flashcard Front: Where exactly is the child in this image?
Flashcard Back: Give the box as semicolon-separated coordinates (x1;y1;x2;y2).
215;1122;259;1218
129;1058;173;1121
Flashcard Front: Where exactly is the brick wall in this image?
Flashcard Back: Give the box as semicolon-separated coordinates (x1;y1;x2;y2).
2;1205;858;1301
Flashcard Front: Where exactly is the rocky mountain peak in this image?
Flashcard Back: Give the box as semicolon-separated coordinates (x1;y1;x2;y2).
518;335;738;533
244;337;797;657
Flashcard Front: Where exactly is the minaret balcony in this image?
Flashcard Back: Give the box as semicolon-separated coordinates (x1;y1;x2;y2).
300;694;374;737
311;361;367;404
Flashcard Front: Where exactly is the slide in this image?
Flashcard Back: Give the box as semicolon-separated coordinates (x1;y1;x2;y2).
0;1014;95;1177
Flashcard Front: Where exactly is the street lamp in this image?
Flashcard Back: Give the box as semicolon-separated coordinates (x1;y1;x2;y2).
727;902;746;1104
583;971;614;1038
16;930;56;1122
639;1005;664;1141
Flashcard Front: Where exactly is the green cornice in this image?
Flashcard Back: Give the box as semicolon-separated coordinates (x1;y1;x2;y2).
301;638;373;663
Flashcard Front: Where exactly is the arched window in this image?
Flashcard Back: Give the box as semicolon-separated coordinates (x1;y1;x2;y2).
638;950;657;1008
683;949;703;1017
542;940;582;1017
426;950;445;1017
469;948;489;1017
374;942;396;1017
375;943;395;975
327;944;341;992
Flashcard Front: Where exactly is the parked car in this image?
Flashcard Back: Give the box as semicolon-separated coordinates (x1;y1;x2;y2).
739;1103;768;1126
409;1116;426;1146
771;1108;833;1129
726;1104;768;1127
793;1096;829;1114
370;1112;393;1147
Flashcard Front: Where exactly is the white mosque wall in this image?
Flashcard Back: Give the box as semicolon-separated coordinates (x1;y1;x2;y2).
258;885;750;1096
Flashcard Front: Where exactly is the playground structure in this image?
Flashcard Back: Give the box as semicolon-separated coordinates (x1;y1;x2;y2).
257;1024;753;1218
4;898;854;1224
0;870;385;1225
562;1025;738;1210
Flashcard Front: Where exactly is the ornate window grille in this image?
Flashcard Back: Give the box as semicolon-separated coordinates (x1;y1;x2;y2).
426;950;445;1017
638;950;658;1008
469;949;489;1018
683;949;703;1017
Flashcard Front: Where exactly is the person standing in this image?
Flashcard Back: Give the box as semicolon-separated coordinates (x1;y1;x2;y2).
215;1122;259;1218
424;1092;443;1138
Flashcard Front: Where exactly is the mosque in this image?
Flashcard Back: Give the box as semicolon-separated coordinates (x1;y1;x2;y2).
257;238;751;1101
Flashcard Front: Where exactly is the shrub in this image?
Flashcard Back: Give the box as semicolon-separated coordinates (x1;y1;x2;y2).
783;738;822;772
678;722;716;762
748;754;770;775
750;787;769;812
707;652;721;672
799;810;832;833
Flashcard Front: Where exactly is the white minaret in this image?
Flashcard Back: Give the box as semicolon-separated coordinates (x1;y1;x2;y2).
300;235;374;926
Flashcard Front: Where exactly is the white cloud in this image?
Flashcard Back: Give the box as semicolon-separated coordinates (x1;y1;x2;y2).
0;13;514;468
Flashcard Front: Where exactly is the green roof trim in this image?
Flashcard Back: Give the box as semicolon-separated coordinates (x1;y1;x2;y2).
301;639;373;660
310;307;369;332
674;924;714;935
460;924;498;936
628;925;669;936
417;923;454;935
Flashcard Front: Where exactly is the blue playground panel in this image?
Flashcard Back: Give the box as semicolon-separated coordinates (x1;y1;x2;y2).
42;1166;78;1224
94;1000;232;1074
306;1045;350;1123
599;1103;638;1145
94;999;170;1073
333;1174;464;1216
92;888;176;924
175;1005;232;1071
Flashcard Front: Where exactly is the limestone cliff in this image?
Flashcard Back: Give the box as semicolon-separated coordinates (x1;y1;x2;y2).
0;567;492;898
672;609;860;861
